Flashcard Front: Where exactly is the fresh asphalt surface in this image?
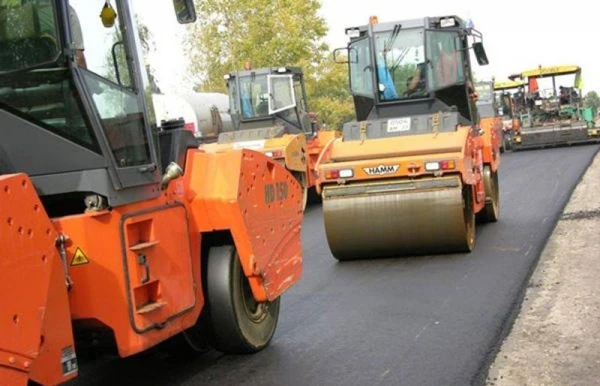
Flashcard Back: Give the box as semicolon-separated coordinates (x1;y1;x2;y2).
72;144;599;386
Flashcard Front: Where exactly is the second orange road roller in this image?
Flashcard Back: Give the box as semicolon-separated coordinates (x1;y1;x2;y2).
317;15;500;260
201;65;339;209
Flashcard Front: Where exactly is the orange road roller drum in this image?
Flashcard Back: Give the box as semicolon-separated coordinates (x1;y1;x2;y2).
322;176;475;260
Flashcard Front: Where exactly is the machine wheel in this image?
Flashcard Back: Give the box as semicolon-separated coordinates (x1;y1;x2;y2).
461;186;476;252
293;171;308;210
477;165;500;223
205;246;280;354
503;133;512;152
307;186;322;205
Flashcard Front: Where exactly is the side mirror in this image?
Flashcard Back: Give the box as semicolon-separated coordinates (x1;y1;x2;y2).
473;42;489;66
333;47;349;64
173;0;197;24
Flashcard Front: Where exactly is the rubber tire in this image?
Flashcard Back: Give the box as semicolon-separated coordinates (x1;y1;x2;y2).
503;134;513;152
206;246;280;354
461;186;476;252
307;186;322;205
477;165;500;223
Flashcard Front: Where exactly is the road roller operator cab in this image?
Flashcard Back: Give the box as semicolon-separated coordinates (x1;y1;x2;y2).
225;66;316;136
0;0;200;212
333;15;489;132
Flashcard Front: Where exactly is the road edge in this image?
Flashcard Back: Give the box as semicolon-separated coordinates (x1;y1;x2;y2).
470;145;600;386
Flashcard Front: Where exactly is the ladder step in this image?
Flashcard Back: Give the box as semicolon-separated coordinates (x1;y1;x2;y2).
129;240;160;252
136;301;167;314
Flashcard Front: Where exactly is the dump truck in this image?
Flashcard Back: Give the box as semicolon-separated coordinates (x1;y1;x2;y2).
508;65;599;150
0;1;303;385
200;66;338;208
317;15;499;260
493;79;526;151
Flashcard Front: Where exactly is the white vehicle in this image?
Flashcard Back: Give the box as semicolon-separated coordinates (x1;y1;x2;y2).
152;93;198;134
152;92;232;138
180;92;232;137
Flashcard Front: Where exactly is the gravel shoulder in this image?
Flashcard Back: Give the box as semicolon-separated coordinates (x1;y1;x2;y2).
486;148;600;386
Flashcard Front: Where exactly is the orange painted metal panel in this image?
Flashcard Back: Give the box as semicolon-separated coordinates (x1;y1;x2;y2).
0;174;76;386
479;116;502;171
184;149;303;301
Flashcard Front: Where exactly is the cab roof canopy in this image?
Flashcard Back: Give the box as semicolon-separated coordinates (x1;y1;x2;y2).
509;65;581;80
345;15;467;39
226;66;303;78
493;80;525;91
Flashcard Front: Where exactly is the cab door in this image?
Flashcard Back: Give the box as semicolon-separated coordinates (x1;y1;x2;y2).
68;0;160;190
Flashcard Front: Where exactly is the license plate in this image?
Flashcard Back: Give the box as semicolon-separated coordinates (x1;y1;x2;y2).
387;118;411;133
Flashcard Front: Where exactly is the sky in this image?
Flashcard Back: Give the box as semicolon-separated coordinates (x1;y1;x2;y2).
134;0;599;96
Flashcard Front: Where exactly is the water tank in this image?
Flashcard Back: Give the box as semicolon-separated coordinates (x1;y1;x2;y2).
152;93;198;135
179;92;233;137
152;92;233;138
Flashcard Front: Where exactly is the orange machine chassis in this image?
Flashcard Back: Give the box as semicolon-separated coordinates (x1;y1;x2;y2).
1;149;303;385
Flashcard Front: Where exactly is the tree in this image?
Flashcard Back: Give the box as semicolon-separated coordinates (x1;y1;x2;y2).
305;57;355;130
101;17;160;126
185;0;354;130
105;17;156;90
584;91;600;117
186;0;327;92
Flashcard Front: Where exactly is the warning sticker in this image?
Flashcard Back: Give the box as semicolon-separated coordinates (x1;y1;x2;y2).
61;346;78;376
70;247;90;266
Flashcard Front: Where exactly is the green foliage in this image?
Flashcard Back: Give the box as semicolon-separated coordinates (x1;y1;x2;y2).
185;0;354;130
584;91;600;117
102;17;159;125
186;0;327;93
104;28;129;86
104;17;155;88
391;63;417;96
305;57;355;130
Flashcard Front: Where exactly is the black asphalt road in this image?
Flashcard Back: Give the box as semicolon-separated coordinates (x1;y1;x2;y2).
72;144;599;386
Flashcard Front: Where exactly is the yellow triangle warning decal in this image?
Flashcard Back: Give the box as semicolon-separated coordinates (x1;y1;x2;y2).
71;247;90;266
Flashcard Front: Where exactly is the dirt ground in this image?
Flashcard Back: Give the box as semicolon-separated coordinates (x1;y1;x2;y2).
486;147;600;386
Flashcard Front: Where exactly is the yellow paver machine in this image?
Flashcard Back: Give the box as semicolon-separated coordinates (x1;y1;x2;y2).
508;65;599;150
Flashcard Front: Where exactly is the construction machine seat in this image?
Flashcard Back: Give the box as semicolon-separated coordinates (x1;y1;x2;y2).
0;2;58;71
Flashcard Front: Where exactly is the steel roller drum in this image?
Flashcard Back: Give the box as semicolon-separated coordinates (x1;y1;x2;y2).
322;176;474;260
